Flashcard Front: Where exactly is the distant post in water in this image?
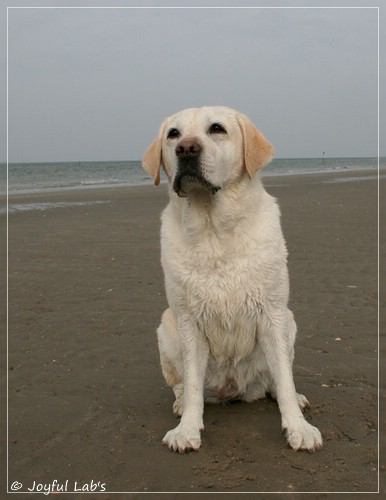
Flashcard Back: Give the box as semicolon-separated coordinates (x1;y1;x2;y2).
322;152;325;164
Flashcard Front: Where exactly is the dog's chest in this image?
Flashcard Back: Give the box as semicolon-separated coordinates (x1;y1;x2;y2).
192;254;262;360
183;251;258;310
170;231;265;352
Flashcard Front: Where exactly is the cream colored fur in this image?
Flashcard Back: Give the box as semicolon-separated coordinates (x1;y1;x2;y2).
143;106;322;453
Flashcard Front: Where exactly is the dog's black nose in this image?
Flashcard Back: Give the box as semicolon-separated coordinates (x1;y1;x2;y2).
175;139;202;158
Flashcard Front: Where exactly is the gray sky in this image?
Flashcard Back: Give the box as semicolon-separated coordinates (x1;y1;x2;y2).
1;0;382;162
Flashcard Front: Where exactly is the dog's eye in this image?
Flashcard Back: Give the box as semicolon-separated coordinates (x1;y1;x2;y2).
167;128;180;139
208;123;227;134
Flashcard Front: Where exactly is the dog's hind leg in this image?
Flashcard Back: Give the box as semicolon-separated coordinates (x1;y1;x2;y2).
268;387;310;411
157;308;184;416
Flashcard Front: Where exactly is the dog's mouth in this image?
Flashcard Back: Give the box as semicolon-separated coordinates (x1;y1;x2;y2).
173;161;220;198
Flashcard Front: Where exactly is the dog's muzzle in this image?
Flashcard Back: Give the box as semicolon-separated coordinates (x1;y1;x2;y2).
172;139;221;198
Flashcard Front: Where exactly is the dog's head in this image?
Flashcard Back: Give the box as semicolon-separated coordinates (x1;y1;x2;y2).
143;106;274;197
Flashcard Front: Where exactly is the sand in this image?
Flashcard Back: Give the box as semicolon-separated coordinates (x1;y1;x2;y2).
3;169;383;495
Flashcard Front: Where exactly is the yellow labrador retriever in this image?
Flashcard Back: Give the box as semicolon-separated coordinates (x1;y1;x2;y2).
143;106;322;453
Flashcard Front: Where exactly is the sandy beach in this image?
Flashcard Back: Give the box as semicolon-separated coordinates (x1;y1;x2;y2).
4;169;383;495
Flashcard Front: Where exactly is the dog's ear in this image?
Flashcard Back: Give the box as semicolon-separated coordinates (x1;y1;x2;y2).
143;123;166;187
236;113;275;178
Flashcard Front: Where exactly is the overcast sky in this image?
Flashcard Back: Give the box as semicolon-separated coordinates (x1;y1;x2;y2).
1;0;383;162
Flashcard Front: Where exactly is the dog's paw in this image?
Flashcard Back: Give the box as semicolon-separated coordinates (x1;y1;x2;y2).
162;424;202;453
283;419;322;452
296;393;310;411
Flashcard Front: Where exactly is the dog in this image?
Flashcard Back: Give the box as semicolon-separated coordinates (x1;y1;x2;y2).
142;106;322;453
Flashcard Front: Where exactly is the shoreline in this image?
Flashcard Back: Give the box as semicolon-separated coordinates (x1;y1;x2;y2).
2;166;381;208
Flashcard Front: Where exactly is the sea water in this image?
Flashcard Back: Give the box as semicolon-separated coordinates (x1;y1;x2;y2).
1;157;382;196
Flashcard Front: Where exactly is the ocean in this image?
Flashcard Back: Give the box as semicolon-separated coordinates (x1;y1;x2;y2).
1;157;382;197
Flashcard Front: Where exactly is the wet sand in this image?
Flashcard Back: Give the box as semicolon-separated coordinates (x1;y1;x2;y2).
3;169;383;495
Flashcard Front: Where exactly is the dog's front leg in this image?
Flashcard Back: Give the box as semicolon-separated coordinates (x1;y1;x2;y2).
162;313;209;453
259;310;323;452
